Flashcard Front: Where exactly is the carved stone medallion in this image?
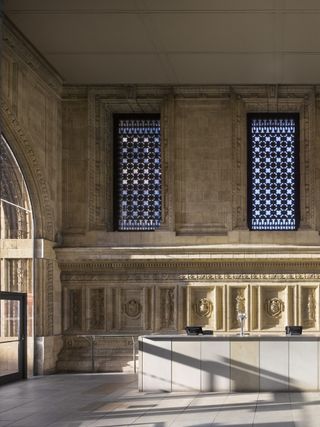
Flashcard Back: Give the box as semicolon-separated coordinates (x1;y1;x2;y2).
265;298;284;318
123;299;141;318
193;298;213;318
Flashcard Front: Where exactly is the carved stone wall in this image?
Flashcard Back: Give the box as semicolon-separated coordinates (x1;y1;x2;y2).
56;81;320;370
1;18;63;375
2;19;62;241
4;11;320;375
61;277;320;335
58;253;320;337
60;84;320;247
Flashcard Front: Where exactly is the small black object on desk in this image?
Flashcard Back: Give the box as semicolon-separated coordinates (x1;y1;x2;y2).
185;326;213;335
185;326;203;335
285;325;303;335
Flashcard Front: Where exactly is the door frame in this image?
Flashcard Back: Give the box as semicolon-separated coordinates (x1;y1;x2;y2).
0;292;27;385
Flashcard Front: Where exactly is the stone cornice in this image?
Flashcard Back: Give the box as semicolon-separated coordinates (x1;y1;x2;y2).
60;271;320;282
60;84;320;101
58;259;320;275
55;245;320;260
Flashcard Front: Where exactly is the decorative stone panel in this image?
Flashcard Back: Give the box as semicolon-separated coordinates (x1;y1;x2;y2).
300;286;318;330
88;288;106;331
228;285;249;330
157;287;175;330
63;288;84;332
189;286;215;328
120;289;144;331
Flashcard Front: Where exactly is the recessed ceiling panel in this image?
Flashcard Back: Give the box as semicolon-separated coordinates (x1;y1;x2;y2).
149;13;276;52
4;0;320;84
283;13;320;52
4;0;139;11
282;53;320;83
46;53;170;84
169;53;277;84
7;14;155;53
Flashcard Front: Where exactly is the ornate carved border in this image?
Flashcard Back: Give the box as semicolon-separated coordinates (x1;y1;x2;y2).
87;87;173;231
179;273;320;281
61;271;320;283
232;85;316;230
1;99;55;240
59;259;320;275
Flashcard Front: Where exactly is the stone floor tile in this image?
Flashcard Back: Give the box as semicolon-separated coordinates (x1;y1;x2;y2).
1;375;320;426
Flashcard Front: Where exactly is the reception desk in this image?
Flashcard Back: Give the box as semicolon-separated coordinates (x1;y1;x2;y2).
139;334;320;392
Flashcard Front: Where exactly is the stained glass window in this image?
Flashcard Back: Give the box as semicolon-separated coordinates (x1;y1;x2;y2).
247;114;299;231
114;114;161;231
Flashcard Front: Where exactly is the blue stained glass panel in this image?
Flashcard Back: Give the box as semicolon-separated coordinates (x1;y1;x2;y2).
248;115;299;230
115;116;161;231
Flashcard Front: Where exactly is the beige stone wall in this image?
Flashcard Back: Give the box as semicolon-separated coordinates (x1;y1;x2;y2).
1;21;62;240
62;99;88;235
4;14;320;373
175;99;232;234
60;85;320;246
1;19;63;373
57;247;320;334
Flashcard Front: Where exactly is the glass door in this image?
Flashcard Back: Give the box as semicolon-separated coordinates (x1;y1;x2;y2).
0;292;26;384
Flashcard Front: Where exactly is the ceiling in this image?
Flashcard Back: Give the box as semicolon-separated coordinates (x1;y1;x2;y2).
4;0;320;85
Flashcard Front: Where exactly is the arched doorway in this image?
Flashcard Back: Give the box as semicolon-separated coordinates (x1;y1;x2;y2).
0;134;34;383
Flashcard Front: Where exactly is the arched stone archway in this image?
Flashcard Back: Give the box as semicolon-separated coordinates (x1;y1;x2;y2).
1;104;62;375
1;133;34;378
1;102;56;241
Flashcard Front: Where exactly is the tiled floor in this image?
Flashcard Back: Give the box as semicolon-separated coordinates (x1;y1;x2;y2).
0;374;320;426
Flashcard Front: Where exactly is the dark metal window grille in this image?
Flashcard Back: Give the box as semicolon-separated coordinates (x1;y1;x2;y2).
114;115;161;231
248;114;299;231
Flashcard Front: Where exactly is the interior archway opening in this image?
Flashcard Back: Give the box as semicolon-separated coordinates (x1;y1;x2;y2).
0;134;34;382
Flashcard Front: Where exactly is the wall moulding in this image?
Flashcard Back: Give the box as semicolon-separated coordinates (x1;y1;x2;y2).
59;260;320;280
180;273;320;281
232;88;316;231
58;259;320;272
60;273;320;285
87;88;173;232
1;100;56;240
